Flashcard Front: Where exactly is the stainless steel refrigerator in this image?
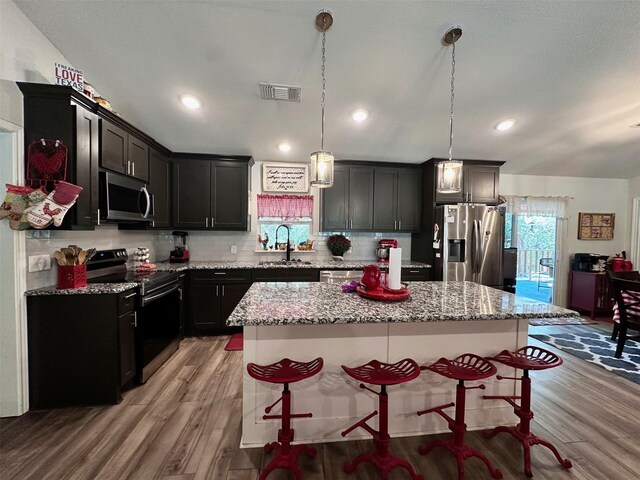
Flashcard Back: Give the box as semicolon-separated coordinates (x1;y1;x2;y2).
434;204;504;288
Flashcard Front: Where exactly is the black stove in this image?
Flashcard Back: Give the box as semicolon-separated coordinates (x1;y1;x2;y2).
87;248;179;296
87;248;183;384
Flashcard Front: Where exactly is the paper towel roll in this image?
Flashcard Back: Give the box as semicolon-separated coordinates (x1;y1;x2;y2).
388;247;402;290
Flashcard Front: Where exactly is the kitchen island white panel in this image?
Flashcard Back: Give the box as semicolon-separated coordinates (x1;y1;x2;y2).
234;281;575;447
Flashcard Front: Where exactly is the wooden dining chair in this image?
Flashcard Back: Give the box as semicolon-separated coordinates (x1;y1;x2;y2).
609;276;640;358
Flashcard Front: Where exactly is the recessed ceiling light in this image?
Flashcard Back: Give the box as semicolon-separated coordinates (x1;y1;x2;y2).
278;143;292;152
495;119;516;131
179;94;202;110
352;109;369;122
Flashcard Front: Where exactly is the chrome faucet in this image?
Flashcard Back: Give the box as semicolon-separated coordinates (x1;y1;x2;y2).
275;224;291;261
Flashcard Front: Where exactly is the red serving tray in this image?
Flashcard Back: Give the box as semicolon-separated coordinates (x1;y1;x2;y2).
356;285;410;302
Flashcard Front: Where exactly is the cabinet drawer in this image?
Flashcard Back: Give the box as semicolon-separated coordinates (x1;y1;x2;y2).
252;268;320;282
401;268;431;281
190;269;252;284
117;289;138;314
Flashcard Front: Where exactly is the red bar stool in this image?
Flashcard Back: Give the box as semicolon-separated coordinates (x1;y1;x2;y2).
247;357;323;480
483;346;572;477
341;358;424;480
417;354;502;480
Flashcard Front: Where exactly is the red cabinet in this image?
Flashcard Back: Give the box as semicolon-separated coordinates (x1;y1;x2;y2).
568;271;612;319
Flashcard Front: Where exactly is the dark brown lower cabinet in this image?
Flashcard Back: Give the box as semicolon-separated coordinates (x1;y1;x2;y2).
26;289;137;408
185;270;252;335
401;268;432;281
252;268;320;282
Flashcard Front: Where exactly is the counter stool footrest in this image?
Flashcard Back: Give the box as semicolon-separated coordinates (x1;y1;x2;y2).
341;410;378;437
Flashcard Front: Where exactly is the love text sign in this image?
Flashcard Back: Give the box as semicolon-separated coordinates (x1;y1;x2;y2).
55;63;84;93
262;163;309;193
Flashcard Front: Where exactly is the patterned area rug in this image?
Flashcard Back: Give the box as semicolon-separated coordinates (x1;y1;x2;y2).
530;330;640;384
529;317;597;327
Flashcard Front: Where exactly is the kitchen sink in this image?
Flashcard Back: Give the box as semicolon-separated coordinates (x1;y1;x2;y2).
258;260;313;266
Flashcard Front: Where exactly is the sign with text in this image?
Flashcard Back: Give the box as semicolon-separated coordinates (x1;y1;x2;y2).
262;163;309;193
54;63;84;92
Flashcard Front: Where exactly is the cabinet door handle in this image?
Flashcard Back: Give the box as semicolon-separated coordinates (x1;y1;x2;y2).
216;285;219;296
394;220;397;230
178;288;183;301
126;160;130;175
222;285;225;296
132;311;137;328
409;270;420;273
205;217;209;228
97;208;100;226
125;292;137;299
398;220;402;230
214;272;226;275
211;217;214;228
350;219;353;229
132;162;135;177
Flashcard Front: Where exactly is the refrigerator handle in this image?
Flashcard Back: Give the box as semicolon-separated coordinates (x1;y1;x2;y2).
477;219;484;275
471;220;477;276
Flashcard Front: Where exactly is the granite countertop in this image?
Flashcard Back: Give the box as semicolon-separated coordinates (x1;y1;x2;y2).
25;283;139;296
25;260;431;296
227;281;579;326
155;260;431;271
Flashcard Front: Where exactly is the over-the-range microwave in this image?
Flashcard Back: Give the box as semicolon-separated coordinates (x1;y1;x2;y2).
99;171;154;222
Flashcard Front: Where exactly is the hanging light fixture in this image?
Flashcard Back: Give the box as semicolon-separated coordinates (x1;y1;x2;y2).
436;26;463;194
310;10;334;188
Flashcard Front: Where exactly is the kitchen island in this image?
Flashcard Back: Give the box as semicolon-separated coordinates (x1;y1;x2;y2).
228;281;578;448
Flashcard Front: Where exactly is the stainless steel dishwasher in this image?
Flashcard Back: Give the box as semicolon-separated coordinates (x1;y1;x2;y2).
319;270;363;283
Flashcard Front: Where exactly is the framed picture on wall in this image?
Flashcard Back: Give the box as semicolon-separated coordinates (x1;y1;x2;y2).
262;163;309;193
578;212;615;240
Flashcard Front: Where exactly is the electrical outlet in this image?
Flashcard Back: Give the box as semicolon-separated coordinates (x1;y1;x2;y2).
230;245;238;254
28;255;51;272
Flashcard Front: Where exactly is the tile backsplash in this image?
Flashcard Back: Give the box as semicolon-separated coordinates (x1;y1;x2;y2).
26;226;412;290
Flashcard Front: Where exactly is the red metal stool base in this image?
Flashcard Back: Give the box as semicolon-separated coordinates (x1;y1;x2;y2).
260;434;316;480
483;346;572;477
247;358;323;480
341;359;424;480
418;354;502;480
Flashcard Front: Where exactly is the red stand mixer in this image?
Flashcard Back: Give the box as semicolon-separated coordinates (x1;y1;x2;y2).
375;239;398;262
169;231;190;263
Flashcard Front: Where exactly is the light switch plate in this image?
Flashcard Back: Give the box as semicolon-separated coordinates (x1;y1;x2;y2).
28;254;51;272
230;245;238;254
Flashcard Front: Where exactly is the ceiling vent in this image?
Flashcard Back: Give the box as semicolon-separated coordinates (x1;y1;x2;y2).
260;83;301;102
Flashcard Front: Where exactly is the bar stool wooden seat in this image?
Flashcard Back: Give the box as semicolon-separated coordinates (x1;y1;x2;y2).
247;357;323;480
483;346;572;477
341;358;424;480
418;353;502;480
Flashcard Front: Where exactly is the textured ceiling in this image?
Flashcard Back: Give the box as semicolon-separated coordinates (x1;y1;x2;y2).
14;0;640;179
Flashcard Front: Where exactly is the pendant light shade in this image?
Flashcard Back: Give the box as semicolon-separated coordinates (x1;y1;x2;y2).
310;10;334;188
436;160;463;193
310;150;334;188
436;26;463;194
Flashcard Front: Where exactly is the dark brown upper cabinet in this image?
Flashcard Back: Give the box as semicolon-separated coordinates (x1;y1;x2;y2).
321;164;374;231
431;159;504;205
322;162;421;233
148;148;171;228
172;154;252;231
100;119;149;182
17;83;169;230
373;166;422;232
17;83;101;229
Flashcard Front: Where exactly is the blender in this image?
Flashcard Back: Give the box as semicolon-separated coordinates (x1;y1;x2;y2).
375;239;398;262
169;231;190;263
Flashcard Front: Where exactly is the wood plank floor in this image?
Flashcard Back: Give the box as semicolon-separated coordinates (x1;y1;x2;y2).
2;323;640;480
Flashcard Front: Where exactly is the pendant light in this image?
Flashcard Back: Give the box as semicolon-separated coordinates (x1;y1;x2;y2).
436;26;463;194
310;10;334;188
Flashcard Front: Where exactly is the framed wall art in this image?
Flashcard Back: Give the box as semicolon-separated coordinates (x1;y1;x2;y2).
262;163;309;193
578;212;615;240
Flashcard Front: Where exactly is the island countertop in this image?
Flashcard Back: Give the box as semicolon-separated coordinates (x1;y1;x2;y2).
227;281;579;326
